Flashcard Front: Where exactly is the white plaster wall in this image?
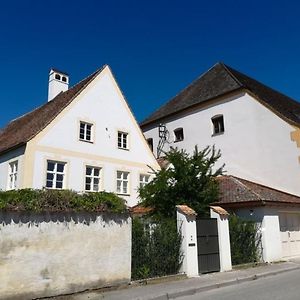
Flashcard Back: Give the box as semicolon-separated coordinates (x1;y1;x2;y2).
32;150;149;207
0;211;131;299
0;146;25;190
143;92;300;196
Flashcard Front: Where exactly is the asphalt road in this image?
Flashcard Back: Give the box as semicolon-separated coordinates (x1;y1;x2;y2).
178;268;300;300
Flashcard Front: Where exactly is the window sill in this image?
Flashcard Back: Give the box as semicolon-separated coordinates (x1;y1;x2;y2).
174;139;184;143
79;139;94;144
118;147;130;151
117;193;130;196
212;132;225;137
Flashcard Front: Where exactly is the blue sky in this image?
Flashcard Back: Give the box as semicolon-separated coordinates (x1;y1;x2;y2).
1;0;300;128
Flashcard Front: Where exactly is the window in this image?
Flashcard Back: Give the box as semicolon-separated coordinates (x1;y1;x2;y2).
116;171;130;194
79;121;93;142
46;161;66;189
85;166;101;192
118;131;129;149
139;174;150;188
8;161;18;190
212;115;225;135
55;74;61;80
174;128;184;142
147;138;153;152
62;76;67;82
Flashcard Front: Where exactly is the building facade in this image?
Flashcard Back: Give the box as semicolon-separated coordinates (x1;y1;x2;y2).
0;66;159;207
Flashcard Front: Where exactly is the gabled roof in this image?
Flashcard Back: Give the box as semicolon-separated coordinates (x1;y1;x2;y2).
0;66;106;154
215;175;300;207
141;62;300;127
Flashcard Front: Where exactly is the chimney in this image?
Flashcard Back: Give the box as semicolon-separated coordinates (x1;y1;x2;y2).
48;68;69;101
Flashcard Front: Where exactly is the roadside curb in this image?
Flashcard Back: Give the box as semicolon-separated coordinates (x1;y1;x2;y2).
151;265;300;300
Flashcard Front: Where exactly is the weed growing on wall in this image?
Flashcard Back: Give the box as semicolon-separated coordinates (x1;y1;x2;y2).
131;217;183;280
229;215;262;265
0;189;127;213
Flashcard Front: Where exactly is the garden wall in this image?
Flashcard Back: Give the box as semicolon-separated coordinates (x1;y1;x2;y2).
0;211;131;300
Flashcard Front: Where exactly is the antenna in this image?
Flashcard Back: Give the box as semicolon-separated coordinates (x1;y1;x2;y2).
157;123;168;158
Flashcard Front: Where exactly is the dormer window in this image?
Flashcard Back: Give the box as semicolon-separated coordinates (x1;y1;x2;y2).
174;128;184;142
79;121;93;142
62;76;67;82
212;115;224;135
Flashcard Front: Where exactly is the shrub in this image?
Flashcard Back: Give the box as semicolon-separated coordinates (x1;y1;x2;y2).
229;215;262;265
0;189;127;213
131;217;183;280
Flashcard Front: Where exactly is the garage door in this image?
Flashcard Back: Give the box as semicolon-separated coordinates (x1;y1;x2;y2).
279;213;300;258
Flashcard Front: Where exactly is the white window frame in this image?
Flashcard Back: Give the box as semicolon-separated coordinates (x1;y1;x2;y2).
46;161;66;189
7;161;18;190
211;115;225;135
79;121;93;142
116;171;130;195
174;127;184;142
139;174;150;188
85;166;101;192
118;131;129;150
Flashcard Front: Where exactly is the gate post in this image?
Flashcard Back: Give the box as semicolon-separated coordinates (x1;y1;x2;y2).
210;206;232;272
176;205;199;277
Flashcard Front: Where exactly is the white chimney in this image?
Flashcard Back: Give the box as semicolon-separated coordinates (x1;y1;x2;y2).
48;68;69;101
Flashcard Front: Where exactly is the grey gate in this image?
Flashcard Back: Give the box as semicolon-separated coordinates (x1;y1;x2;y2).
196;218;220;273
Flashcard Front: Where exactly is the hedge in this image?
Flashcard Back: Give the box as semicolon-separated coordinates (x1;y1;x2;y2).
0;189;127;213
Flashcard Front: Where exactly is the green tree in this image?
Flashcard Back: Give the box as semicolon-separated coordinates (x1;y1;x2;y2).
139;146;224;218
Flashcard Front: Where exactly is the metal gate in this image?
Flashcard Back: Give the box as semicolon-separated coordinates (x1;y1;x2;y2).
196;218;220;273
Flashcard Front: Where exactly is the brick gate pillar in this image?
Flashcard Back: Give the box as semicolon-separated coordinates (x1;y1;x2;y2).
176;205;199;277
210;206;232;272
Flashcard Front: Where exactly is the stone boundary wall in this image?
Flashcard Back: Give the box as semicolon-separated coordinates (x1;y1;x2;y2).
0;211;131;300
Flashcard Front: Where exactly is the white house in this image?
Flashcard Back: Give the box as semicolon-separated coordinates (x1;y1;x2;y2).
0;65;159;207
141;62;300;261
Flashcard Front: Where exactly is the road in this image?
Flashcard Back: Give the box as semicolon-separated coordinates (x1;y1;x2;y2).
178;268;300;300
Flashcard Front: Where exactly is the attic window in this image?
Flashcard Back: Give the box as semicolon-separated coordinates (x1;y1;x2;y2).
79;121;93;142
212;115;225;135
147;138;154;152
62;76;67;82
174;128;184;142
55;74;61;80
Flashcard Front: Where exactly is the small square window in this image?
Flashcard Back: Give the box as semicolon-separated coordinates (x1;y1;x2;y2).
147;138;154;152
212;115;225;135
118;132;129;150
46;161;66;189
79;121;93;142
174;128;184;142
116;171;130;194
139;174;150;188
85;166;101;192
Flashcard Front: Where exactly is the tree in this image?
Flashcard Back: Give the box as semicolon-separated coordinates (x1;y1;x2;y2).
139;146;224;218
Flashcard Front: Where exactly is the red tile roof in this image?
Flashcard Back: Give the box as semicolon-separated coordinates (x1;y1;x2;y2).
215;175;300;207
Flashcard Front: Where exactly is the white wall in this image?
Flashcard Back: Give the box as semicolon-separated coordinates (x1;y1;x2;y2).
0;146;25;190
143;92;300;196
29;67;158;207
0;211;131;299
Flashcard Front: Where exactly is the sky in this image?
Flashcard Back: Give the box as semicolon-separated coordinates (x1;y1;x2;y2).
1;0;300;128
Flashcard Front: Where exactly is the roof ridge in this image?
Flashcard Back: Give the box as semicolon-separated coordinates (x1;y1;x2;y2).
220;63;244;88
229;175;263;201
231;175;300;199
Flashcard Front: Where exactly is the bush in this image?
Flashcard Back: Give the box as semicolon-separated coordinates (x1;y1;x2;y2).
0;189;127;213
229;215;262;265
131;217;183;280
